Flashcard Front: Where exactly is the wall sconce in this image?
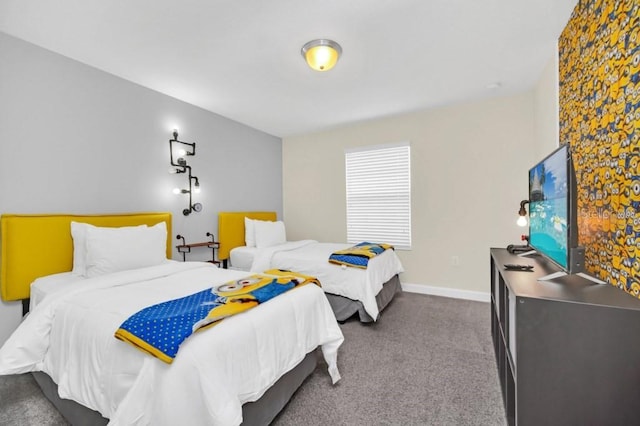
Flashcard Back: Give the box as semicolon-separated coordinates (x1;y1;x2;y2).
517;200;529;227
301;39;342;72
169;129;202;216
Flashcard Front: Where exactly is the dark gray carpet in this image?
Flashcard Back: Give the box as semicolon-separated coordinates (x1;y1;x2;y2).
0;372;67;425
0;292;506;425
272;292;506;425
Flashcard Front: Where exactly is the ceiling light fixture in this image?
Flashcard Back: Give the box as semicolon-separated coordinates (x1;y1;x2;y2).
301;39;342;72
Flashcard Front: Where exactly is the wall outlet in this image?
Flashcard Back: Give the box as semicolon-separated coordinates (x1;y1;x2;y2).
450;256;460;267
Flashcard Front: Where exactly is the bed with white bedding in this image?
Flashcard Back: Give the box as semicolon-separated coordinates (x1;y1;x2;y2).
219;212;405;322
0;213;344;426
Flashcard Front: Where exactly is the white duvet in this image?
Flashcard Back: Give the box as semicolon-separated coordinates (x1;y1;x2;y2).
0;261;344;425
248;240;404;320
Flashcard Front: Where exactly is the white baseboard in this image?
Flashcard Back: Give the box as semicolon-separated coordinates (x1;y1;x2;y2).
401;282;490;303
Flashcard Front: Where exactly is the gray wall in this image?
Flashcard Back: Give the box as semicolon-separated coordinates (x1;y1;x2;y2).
0;32;283;345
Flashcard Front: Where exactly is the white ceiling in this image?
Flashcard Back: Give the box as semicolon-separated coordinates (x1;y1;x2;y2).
0;0;578;137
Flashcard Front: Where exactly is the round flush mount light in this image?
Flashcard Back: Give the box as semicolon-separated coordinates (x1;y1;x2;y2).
301;39;342;72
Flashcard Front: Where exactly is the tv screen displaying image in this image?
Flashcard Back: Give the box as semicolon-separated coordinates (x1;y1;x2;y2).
528;145;571;270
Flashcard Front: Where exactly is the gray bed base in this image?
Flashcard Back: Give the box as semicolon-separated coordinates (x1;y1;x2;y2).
32;349;319;426
325;274;402;322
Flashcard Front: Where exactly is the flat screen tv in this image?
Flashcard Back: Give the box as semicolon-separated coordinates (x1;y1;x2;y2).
528;145;584;275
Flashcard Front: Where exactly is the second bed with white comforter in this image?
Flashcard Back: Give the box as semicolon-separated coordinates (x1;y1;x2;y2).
232;240;405;320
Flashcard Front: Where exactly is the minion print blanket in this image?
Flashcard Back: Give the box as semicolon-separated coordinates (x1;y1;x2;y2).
114;270;320;363
328;242;394;269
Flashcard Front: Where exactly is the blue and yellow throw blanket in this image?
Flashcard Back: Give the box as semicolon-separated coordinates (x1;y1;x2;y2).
114;270;319;363
328;242;394;269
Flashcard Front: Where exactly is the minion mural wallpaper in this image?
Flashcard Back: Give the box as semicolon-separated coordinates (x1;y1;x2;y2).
558;0;640;297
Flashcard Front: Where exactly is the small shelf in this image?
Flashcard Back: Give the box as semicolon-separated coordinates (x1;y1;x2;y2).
177;241;219;249
176;234;219;264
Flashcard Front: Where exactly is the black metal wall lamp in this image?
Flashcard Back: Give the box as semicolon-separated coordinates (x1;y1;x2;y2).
517;199;529;227
169;129;202;216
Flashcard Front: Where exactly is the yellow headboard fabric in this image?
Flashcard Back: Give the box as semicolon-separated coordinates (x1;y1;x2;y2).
218;211;276;261
0;212;172;302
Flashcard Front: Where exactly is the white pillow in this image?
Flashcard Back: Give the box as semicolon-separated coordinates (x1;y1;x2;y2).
71;221;93;276
71;222;148;276
244;217;256;247
84;222;167;278
254;220;286;248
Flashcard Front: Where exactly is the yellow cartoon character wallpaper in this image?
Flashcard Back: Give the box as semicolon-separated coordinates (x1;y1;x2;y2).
559;0;640;298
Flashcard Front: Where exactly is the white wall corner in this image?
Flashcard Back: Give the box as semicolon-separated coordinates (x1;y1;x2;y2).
401;282;490;303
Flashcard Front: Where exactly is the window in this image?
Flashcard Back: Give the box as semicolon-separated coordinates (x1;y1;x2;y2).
345;142;411;249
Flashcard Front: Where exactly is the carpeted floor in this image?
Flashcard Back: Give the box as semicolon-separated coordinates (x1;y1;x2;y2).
0;292;506;425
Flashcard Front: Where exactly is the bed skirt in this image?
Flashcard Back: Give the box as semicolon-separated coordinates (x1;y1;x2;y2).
32;349;319;425
325;274;402;322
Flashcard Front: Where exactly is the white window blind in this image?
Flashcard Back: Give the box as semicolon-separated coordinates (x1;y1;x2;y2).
345;142;411;250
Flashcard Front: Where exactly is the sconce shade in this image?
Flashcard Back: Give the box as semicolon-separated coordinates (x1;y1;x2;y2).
301;39;342;72
517;200;529;227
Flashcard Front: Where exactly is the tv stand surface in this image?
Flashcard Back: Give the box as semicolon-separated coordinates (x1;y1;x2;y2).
490;248;640;426
537;271;605;289
536;270;567;281
515;249;536;258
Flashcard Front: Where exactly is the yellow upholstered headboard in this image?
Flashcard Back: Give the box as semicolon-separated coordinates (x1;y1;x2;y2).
0;212;172;301
218;211;276;261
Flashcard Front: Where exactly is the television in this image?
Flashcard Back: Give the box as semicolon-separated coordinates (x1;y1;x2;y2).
528;145;584;275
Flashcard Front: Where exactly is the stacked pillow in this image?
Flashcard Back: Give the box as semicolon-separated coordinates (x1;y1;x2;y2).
244;217;286;248
71;222;167;277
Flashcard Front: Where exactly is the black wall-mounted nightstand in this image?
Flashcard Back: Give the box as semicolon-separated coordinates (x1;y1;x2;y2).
176;232;220;265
